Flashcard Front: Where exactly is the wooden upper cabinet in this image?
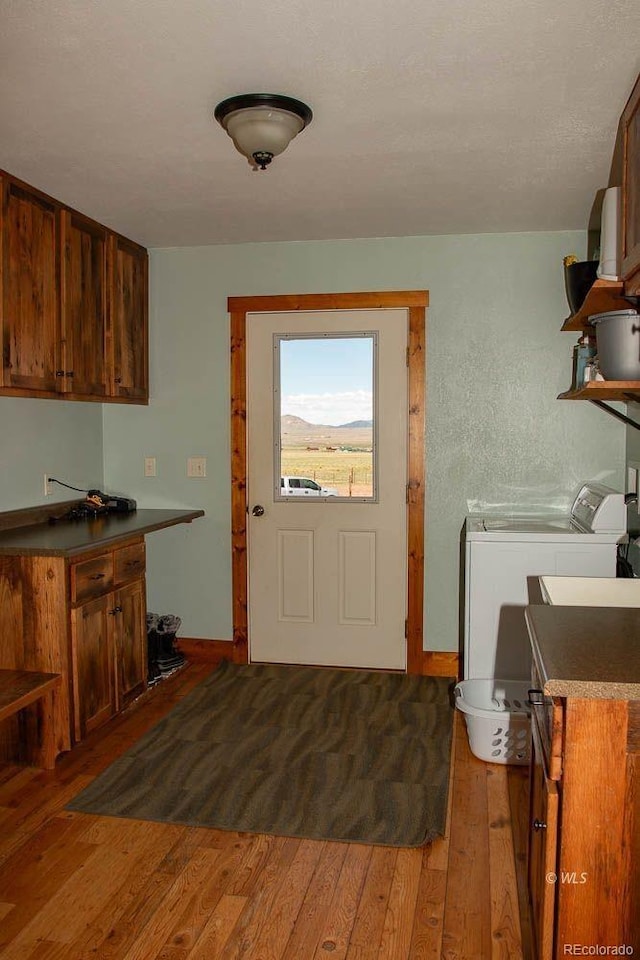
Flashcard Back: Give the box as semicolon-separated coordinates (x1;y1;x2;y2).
61;210;109;398
0;170;148;404
1;178;62;392
621;73;640;295
108;234;148;401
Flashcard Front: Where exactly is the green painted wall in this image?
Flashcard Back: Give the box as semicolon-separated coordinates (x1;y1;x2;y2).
0;397;104;512
99;231;625;651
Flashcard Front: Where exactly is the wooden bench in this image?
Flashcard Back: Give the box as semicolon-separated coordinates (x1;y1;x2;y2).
0;669;62;769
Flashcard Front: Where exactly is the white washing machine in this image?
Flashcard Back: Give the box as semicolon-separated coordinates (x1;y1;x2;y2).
463;482;626;682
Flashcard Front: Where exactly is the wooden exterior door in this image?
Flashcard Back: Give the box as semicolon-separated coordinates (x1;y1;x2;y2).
229;291;427;673
1;178;62;392
61;210;109;397
108;234;149;400
247;308;408;669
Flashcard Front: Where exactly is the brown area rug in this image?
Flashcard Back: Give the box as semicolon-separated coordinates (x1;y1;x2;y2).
67;659;454;847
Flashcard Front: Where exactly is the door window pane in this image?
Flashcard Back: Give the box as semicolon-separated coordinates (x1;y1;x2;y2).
274;334;376;501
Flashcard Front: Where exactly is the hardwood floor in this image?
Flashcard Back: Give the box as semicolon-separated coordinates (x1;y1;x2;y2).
0;662;533;959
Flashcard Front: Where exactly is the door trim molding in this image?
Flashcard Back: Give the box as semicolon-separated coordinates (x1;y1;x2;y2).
228;290;428;673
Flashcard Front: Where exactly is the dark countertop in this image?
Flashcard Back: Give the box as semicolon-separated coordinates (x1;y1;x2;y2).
0;508;205;558
525;604;640;700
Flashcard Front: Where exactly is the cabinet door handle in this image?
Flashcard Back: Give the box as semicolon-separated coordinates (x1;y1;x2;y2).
114;377;122;384
109;605;123;616
533;818;547;831
89;573;106;580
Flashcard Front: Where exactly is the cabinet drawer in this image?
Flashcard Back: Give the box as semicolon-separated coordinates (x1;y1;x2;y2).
114;542;145;584
71;554;114;604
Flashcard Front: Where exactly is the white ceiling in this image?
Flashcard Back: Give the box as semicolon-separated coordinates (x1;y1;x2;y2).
1;0;639;248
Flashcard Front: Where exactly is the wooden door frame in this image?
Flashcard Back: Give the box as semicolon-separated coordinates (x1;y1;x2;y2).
228;290;427;674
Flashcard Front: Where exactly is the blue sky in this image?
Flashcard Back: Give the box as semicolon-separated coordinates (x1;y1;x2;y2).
279;336;373;425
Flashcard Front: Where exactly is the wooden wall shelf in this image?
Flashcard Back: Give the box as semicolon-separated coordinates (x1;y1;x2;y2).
561;279;631;331
558;380;640;401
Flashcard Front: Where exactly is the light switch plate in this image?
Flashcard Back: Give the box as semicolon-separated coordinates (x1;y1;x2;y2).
187;456;207;478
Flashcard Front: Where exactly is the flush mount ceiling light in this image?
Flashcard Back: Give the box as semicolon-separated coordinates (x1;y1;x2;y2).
214;93;313;171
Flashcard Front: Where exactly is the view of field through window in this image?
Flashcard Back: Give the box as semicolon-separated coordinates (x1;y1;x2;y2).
278;335;375;498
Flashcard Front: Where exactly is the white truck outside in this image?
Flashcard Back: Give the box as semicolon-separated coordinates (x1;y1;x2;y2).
280;476;339;497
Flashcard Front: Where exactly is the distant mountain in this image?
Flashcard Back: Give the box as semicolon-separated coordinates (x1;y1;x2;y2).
281;414;372;431
281;415;313;429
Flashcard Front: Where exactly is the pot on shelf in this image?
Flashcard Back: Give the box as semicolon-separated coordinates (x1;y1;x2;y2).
564;260;598;315
591;310;640;380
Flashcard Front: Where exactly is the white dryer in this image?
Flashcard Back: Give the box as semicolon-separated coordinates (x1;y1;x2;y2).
463;482;626;682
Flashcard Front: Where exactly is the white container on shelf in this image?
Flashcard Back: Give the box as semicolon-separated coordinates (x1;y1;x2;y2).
597;186;621;280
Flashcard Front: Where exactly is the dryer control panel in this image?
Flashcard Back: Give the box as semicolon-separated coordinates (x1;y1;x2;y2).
571;483;625;534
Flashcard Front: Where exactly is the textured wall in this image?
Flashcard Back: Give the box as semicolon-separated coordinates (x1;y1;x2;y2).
102;231;626;651
0;397;104;512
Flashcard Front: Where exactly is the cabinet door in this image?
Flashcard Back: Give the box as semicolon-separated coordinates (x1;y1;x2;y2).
61;210;109;397
1;177;62;391
71;595;116;742
622;74;640;293
114;579;146;710
528;721;559;960
108;234;148;400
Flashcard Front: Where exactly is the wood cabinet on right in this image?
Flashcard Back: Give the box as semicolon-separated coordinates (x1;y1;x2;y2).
621;72;640;296
528;695;640;958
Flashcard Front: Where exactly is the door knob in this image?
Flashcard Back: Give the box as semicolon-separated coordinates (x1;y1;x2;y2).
252;504;265;517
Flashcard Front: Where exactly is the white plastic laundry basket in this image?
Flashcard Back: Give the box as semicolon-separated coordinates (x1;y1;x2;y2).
454;679;531;765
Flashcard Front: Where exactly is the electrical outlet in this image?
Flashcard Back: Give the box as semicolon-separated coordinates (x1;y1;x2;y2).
43;474;52;496
144;457;157;478
187;456;207;478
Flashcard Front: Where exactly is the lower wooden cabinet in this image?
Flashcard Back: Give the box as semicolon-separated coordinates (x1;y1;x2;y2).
0;536;147;757
72;594;115;741
70;578;146;741
114;578;146;711
528;721;559;960
528;693;640;958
